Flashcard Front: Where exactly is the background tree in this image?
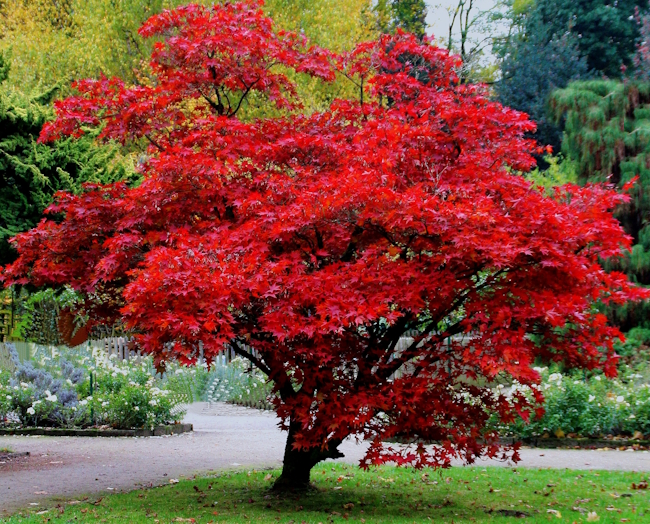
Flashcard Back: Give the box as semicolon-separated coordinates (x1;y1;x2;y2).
0;0;376;97
443;0;509;83
0;52;132;267
534;0;640;78
496;0;641;157
3;1;645;489
375;0;428;40
550;80;650;330
633;5;650;82
495;8;589;154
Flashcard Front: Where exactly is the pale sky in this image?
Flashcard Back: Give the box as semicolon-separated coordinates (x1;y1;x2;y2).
425;0;503;52
426;0;507;65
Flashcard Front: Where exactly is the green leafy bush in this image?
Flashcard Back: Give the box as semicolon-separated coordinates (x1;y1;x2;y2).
497;367;650;439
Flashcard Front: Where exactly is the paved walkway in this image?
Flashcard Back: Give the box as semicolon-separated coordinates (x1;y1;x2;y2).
2;402;650;516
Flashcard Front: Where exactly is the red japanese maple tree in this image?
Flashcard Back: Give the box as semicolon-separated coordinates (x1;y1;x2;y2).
2;1;647;488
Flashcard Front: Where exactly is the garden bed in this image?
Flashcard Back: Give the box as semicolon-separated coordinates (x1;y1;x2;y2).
512;436;650;449
0;342;205;432
0;423;192;437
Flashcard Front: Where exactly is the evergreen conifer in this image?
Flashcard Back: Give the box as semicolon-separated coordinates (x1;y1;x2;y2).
551;81;650;329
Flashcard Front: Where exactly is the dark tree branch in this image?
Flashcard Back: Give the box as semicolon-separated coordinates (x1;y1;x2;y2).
244;330;298;401
228;77;261;117
377;268;508;380
379;320;466;381
230;339;272;375
314;226;324;250
144;134;164;151
341;224;364;262
199;89;225;115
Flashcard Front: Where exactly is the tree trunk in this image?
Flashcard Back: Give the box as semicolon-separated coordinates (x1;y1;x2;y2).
273;421;343;491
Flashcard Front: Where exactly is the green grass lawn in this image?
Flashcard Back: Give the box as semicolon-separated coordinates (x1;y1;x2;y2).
3;464;649;523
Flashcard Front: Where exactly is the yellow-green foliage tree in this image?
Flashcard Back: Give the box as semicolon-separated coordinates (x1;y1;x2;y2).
0;0;375;110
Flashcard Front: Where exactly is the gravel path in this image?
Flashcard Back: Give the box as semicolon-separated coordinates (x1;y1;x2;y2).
2;402;650;517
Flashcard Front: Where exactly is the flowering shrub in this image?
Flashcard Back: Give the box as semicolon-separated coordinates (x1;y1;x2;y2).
0;343;85;427
496;367;650;439
0;342;195;429
0;369;12;422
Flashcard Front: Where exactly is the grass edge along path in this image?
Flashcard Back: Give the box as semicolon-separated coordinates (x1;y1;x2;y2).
2;464;649;523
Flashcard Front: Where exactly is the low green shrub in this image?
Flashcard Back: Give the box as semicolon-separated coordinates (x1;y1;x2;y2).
82;363;179;429
496;366;650;438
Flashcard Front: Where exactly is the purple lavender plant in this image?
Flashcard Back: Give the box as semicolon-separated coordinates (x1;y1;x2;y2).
6;343;86;427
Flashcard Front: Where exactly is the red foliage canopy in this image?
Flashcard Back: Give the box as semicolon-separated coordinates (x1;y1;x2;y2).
3;0;647;487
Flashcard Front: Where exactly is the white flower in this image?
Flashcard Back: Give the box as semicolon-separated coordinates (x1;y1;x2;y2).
594;376;601;381
32;400;42;406
27;407;35;415
102;401;109;407
629;414;636;419
66;379;73;386
616;396;625;403
548;373;562;383
20;382;29;388
134;406;139;411
588;395;596;402
45;392;58;402
149;400;158;406
5;395;11;400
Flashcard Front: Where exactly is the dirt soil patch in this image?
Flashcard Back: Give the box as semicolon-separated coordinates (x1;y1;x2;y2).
0;451;32;472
